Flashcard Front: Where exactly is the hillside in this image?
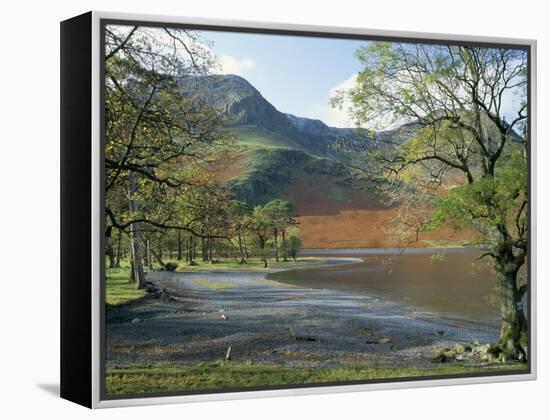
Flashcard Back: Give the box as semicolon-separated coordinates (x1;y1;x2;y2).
181;74;379;157
186;74;474;249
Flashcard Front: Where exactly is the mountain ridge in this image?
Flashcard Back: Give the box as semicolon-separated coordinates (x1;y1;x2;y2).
180;74;378;156
184;74;501;248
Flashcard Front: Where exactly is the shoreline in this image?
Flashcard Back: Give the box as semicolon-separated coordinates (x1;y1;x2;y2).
171;256;364;274
106;256;500;371
300;246;482;255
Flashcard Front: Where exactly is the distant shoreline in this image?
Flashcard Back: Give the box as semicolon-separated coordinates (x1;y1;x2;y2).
300;246;474;254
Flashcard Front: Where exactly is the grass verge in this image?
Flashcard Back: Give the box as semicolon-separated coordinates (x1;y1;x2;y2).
106;362;527;396
105;266;147;306
104;256;326;305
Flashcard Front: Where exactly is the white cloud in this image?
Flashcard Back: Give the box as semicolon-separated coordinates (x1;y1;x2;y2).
306;61;527;131
305;74;358;128
328;74;358;98
216;55;257;76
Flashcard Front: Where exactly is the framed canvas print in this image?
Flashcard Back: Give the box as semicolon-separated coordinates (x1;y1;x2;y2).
60;11;537;408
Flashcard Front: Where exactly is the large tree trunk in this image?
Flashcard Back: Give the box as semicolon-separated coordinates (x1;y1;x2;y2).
129;225;146;289
106;238;116;269
490;247;528;362
128;171;146;290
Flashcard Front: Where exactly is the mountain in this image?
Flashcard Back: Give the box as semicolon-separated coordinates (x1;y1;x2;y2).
182;74;475;249
181;74;378;157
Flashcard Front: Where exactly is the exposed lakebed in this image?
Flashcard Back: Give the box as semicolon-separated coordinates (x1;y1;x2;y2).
106;252;503;370
268;248;499;327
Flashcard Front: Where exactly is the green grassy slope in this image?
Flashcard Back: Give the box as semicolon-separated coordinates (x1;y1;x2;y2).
105;266;146;306
232;125;311;152
227;138;351;207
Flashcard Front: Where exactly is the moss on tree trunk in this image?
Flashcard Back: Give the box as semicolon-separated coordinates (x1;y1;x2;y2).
490;249;528;362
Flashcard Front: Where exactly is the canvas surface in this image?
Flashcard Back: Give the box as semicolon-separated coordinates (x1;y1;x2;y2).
101;20;532;399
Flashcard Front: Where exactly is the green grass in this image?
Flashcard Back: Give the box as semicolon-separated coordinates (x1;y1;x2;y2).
195;278;235;289
105;265;147;306
104;257;325;305
106;362;527;396
233;125;306;152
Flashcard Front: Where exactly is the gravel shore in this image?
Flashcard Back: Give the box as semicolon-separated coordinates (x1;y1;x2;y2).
106;258;499;369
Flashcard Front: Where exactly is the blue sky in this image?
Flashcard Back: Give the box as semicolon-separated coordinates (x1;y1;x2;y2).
196;30;526;130
109;24;526;129
200;30;369;127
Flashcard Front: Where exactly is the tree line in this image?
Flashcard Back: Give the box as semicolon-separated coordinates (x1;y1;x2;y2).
105;198;303;272
103;25;302;289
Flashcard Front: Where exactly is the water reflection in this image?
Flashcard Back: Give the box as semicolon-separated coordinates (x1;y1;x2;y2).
268;248;499;325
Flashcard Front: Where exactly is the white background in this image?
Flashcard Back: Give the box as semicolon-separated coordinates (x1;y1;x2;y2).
0;0;547;418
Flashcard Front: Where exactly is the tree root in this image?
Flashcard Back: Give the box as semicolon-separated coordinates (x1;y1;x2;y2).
488;340;527;363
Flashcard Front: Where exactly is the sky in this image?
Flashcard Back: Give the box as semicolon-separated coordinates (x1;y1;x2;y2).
109;25;526;130
198;30;526;130
200;30;368;128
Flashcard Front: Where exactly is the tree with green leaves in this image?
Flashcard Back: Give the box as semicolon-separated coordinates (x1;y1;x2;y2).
104;25;232;288
334;42;529;361
286;227;303;261
264;199;295;262
244;205;272;268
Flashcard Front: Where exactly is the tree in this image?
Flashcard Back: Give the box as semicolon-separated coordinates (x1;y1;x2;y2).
112;228;122;268
128;171;146;288
105;234;117;269
286;228;303;261
172;172;236;263
244;206;272;268
177;230;183;260
264;199;295;262
104;25;232;287
230;201;252;263
335;43;529;361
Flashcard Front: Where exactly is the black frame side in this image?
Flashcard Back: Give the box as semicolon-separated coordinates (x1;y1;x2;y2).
60;11;93;408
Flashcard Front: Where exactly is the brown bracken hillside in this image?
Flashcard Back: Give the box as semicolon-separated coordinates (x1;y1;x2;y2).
281;172;473;249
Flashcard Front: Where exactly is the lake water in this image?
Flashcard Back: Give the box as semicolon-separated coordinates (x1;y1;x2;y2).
268;248;500;325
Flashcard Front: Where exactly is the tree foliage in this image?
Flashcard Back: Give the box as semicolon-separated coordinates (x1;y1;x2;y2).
104;25;232;237
335;42;529;361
